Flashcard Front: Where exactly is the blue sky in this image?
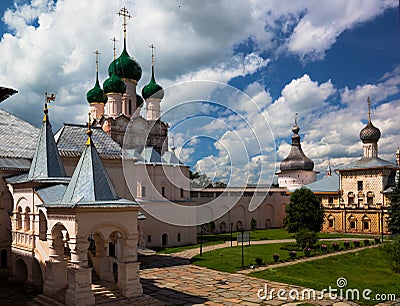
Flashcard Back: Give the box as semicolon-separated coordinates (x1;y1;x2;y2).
0;0;399;186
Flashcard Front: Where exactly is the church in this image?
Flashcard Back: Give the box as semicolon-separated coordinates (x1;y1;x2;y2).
0;5;399;305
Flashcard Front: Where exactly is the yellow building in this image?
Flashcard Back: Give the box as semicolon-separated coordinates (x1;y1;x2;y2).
307;98;400;235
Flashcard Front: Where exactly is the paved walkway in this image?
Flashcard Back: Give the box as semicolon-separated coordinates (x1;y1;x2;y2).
140;239;396;306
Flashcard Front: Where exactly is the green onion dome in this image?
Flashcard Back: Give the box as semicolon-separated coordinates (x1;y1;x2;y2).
108;48;142;82
142;67;164;100
103;71;126;95
87;78;107;104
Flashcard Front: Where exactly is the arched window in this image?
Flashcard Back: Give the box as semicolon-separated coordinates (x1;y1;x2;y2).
327;215;334;228
219;222;227;233
39;211;47;240
367;191;374;206
24;207;31;231
16;206;22;230
162;233;168;246
348;192;354;205
236;220;243;231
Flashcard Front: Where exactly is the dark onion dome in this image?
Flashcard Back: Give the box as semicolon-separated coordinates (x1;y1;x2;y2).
280;121;314;172
360;121;381;143
142;67;164;100
0;86;17;103
359;97;381;143
136;94;144;108
87;78;107;104
108;48;142;82
103;63;126;95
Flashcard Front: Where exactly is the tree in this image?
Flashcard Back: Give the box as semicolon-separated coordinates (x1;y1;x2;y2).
250;217;257;230
383;235;400;273
387;173;400;235
284;188;324;233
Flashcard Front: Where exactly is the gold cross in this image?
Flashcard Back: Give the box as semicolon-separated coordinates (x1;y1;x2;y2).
94;50;100;73
111;37;118;60
118;7;131;39
367;96;371;121
149;44;156;66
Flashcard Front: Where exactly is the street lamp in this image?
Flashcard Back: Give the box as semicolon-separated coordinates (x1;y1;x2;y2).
230;223;233;247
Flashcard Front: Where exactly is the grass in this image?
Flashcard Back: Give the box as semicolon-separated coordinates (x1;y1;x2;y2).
191;240;371;273
154;228;377;254
249;247;400;306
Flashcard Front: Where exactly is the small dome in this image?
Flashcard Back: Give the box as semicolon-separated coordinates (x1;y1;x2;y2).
108;49;142;82
142;74;164;100
103;72;126;95
87;80;107;104
360;121;381;143
280;149;314;171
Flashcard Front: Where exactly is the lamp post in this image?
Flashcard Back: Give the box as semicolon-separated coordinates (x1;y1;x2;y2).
381;205;384;242
230;223;233;247
200;226;203;256
241;229;244;269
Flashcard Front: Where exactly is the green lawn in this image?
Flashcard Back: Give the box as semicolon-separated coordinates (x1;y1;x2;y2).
249;247;400;306
191;240;369;273
155;228;377;254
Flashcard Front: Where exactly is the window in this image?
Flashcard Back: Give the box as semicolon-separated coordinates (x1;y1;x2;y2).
328;220;334;228
161;186;166;197
363;221;369;230
128;99;132;115
350;221;356;229
348;196;354;205
147;235;152;243
180;188;184;198
24;207;30;231
177;233;181;242
328;197;334;205
357;181;363;191
141;185;146;197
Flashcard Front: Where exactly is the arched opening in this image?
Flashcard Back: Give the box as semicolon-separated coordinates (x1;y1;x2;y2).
219;222;227;233
327;215;335;229
265;219;271;229
24;207;31;231
162;233;168;246
362;215;371;231
348;192;354;205
16;206;22;230
367;191;374;206
39;211;47;240
0;249;7;268
51;223;70;260
349;215;357;230
15;258;28;284
235;221;243;231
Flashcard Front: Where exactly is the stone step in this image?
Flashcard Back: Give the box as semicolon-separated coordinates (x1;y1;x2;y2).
31;294;65;306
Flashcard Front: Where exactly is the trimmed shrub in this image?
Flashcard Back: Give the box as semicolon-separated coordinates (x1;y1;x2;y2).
273;253;280;263
255;256;263;266
303;247;311;257
364;239;370;246
353;240;361;247
289;250;297;259
295;229;318;248
332;242;340;251
344;241;350;249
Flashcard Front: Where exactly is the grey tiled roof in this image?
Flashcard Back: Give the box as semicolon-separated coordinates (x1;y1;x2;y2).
62;136;119;204
162;151;184;165
55;124;122;159
0;109;38;160
0;157;31;171
305;172;339;193
36;184;68;203
140;146;162;163
337;157;400;171
28;115;66;179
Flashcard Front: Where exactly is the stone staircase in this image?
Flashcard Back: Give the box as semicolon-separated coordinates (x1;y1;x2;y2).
30;270;162;306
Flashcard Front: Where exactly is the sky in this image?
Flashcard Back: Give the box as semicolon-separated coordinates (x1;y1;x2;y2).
0;0;399;187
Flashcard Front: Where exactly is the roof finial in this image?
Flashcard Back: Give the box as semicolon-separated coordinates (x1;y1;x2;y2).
86;112;93;145
94;50;100;83
295;112;298;126
149;44;155;67
44;92;56;122
118;7;131;51
171;135;175;151
367;96;371;122
111;37;118;61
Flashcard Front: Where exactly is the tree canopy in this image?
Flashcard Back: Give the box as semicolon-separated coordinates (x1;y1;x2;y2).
284;187;324;233
387;172;400;235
